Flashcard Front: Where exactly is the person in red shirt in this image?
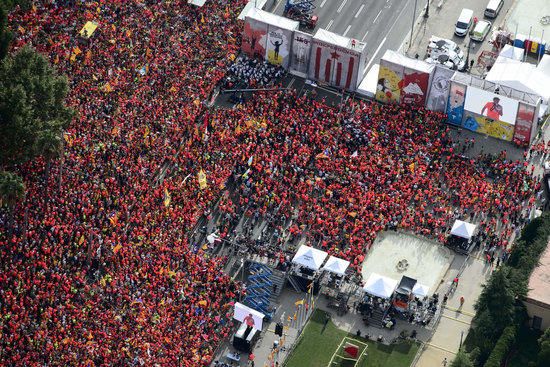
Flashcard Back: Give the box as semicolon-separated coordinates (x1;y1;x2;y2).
481;97;503;120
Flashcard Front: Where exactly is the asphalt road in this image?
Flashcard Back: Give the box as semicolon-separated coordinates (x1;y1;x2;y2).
271;0;429;73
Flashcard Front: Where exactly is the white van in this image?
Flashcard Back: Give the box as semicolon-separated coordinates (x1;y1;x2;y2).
455;8;474;37
484;0;503;18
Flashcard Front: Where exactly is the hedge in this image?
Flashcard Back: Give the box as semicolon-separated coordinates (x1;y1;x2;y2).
483;325;516;367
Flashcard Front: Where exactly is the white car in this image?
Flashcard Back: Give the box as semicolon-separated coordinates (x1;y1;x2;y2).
471;20;492;42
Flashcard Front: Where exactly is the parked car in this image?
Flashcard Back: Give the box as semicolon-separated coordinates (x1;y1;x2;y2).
455;8;474;37
425;36;466;70
471;20;492;42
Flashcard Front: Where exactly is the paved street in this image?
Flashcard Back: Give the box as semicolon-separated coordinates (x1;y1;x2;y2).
271;0;429;73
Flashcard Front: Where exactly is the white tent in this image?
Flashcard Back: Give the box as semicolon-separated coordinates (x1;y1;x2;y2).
357;64;380;98
233;302;265;330
450;220;477;239
498;44;524;61
322;256;350;275
362;273;398;299
412;283;430;298
485;56;550;104
292;245;328;270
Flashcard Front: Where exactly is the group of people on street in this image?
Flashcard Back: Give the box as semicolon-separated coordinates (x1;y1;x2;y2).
0;0;539;366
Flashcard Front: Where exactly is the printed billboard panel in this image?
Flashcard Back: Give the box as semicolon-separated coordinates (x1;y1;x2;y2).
308;40;362;91
426;66;454;112
401;67;430;106
290;31;312;76
376;60;404;103
266;25;293;68
463;114;515;141
513;102;536;145
446;82;466;126
463;87;519;125
242;16;268;59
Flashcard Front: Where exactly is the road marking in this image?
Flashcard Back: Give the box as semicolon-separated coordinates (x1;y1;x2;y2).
364;36;386;71
288;78;296;88
320;0;328;7
342;25;352;37
355;4;365;18
337;0;349;13
441;314;472;325
326;19;334;30
361;30;369;42
373;10;382;23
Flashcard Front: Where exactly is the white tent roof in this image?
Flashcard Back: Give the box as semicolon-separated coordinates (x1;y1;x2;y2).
412;283;430;298
322;256;350;275
292;245;328;270
244;7;299;30
363;273;398;298
450;220;477;239
234;302;265;330
485;56;550;103
357;63;379;98
381;49;435;74
313;28;366;52
498;44;524;61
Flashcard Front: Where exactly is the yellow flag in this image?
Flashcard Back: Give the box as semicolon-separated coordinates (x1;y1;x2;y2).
144;126;150;139
201;14;205;23
409;162;415;173
295;299;304;306
198;170;207;190
103;83;113;93
163;187;171;207
113;244;122;254
73;46;82;55
79;235;85;245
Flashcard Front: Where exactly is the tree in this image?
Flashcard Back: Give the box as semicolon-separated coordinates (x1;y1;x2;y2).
475;267;515;332
538;328;550;367
0;170;25;231
34;129;63;182
451;350;474;367
0;4;12;60
0;46;74;167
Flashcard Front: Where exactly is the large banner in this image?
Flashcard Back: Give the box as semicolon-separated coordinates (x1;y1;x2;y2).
266;25;293;68
290;31;312;77
426;66;454;112
308;38;363;91
401;67;430;106
513;102;536;145
376;60;403;103
446;82;466;126
463;114;515;141
242;16;268;59
463;87;519;125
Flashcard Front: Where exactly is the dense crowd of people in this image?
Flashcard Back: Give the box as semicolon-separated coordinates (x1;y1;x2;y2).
0;0;539;366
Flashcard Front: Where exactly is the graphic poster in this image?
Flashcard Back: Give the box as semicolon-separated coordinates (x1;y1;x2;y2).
376;60;403;103
426;66;454;112
513;102;536;145
242;16;268;59
463;87;519;125
266;25;292;68
446;82;466;126
290;31;312;76
308;40;362;91
401;67;430;106
463;114;515;141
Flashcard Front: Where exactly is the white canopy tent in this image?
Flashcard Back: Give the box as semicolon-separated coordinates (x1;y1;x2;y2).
363;273;398;299
498;44;524;61
450;220;477;239
292;245;328;270
412;283;430;298
233;302;265;330
322;256;350;275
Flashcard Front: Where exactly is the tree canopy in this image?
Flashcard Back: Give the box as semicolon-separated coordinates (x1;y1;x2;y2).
0;46;74;167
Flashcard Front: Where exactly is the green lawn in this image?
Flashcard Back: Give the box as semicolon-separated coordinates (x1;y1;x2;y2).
285;310;419;367
507;326;542;367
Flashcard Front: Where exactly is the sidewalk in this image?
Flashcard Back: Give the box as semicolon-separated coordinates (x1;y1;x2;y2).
414;253;494;367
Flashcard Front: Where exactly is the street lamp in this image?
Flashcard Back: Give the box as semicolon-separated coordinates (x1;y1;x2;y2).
424;0;430;18
464;37;475;73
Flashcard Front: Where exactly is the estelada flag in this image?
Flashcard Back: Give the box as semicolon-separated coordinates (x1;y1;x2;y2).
198;170;207;190
163;187;171;207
